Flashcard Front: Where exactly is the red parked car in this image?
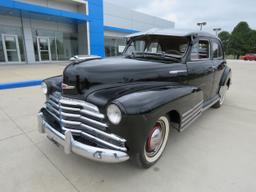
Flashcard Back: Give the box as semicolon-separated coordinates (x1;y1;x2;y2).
241;53;256;61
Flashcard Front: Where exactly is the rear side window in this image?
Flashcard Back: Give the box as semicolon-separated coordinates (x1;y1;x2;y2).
212;41;223;59
191;40;210;60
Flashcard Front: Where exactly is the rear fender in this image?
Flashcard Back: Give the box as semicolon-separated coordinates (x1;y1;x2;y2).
220;66;232;87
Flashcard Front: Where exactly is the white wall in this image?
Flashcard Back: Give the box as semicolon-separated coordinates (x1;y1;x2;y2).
104;2;175;32
30;18;77;33
15;0;87;14
0;15;22;27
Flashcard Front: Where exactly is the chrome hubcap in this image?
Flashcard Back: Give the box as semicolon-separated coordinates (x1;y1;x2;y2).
146;121;165;157
219;85;228;105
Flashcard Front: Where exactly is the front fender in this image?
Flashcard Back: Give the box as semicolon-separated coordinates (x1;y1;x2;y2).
115;84;203;118
109;84;203;156
43;75;62;94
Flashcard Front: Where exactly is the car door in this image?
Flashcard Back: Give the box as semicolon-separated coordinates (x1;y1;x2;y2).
211;39;226;97
186;38;215;101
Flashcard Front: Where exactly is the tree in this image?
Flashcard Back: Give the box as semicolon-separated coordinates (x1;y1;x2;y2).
218;31;231;54
229;22;252;59
248;30;256;52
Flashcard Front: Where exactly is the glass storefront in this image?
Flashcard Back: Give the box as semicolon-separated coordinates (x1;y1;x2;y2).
0;25;25;63
0;21;80;64
32;28;78;62
105;37;126;57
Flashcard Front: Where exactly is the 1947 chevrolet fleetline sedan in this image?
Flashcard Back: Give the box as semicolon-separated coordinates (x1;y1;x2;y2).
38;29;232;168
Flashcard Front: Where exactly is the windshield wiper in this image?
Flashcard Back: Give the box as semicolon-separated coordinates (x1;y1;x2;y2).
125;52;180;62
141;52;180;62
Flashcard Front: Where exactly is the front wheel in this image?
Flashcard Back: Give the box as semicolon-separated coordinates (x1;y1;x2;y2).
134;115;170;168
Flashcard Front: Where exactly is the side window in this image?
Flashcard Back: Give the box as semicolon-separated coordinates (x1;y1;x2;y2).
212;41;223;59
191;40;210;60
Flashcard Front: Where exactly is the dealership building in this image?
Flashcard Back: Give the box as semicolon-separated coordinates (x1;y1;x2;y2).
0;0;174;64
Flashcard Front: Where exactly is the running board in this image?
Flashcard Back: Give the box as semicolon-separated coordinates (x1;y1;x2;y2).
202;96;220;112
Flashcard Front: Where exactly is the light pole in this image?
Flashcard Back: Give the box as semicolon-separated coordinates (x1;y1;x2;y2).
213;28;222;36
197;22;207;31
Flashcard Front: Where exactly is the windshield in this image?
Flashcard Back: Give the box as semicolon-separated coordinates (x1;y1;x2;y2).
124;35;189;59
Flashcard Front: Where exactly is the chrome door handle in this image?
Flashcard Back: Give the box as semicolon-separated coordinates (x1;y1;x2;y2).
169;70;187;74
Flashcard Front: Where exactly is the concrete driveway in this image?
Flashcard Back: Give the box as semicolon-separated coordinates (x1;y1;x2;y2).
0;60;256;192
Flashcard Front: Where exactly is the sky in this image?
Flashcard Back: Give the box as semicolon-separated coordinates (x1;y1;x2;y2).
106;0;256;33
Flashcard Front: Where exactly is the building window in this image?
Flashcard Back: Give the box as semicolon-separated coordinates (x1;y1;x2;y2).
32;29;79;62
0;25;25;63
105;37;126;57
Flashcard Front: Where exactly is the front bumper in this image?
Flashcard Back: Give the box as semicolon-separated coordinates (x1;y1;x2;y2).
37;112;129;163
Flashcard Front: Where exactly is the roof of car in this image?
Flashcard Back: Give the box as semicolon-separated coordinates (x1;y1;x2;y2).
126;28;217;39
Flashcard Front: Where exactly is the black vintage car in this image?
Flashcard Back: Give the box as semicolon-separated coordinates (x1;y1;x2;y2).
38;29;232;168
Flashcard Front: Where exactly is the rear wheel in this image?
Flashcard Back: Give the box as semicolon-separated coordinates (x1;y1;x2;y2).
213;84;228;108
134;115;170;168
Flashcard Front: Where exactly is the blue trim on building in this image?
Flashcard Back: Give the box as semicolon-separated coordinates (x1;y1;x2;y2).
0;0;105;57
0;80;42;90
104;26;139;34
0;0;89;21
88;0;105;57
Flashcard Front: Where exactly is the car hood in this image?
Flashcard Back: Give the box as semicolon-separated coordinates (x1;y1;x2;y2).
63;57;182;89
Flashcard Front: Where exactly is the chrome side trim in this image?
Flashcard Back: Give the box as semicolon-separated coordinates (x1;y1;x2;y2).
180;111;202;132
182;105;202;122
181;110;202;128
182;101;203;117
38;112;129;163
180;96;221;131
179;100;203;132
169;70;187;74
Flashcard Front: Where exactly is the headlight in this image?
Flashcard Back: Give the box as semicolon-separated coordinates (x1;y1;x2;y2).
41;82;48;95
107;104;122;125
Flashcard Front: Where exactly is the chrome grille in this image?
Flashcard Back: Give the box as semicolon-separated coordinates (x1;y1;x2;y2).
45;91;127;152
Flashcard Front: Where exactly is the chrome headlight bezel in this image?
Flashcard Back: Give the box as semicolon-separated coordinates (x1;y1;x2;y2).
107;104;122;125
41;82;48;95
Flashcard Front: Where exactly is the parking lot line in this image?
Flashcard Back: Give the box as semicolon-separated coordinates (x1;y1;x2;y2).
0;80;42;90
